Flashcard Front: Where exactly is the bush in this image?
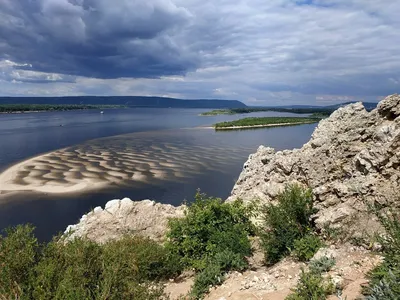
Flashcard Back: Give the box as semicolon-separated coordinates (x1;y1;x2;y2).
0;224;38;298
189;249;249;300
166;191;255;270
366;271;398;300
292;234;323;262
190;264;223;299
309;256;336;274
1;227;174;299
102;235;183;282
212;249;248;272
166;192;256;299
363;207;400;298
32;238;104;299
286;269;335;300
260;184;316;264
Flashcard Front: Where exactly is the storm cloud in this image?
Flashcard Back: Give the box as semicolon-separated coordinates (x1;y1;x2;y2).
0;0;195;79
0;0;399;104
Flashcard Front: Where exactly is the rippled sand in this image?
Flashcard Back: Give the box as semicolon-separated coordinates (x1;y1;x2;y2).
0;130;254;195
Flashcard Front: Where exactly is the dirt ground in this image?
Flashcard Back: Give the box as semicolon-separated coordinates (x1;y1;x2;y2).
165;243;382;300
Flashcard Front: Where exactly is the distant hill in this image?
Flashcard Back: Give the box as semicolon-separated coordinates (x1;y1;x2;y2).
250;101;378;112
0;96;246;109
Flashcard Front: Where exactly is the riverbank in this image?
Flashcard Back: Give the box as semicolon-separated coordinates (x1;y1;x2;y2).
201;107;332;116
214;121;318;130
0;104;126;113
214;117;320;130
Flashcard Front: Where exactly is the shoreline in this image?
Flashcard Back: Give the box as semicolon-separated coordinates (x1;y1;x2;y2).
0;110;47;114
214;121;318;130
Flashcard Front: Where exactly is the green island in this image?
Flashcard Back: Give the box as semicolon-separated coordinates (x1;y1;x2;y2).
201;107;333;117
0;104;126;113
214;116;321;130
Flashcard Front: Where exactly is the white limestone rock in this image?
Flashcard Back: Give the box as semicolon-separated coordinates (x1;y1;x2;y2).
64;198;185;243
228;94;400;235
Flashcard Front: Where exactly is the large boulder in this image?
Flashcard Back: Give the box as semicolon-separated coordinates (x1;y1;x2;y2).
64;198;185;243
228;94;400;235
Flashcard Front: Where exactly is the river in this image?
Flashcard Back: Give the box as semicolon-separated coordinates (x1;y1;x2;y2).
0;108;317;240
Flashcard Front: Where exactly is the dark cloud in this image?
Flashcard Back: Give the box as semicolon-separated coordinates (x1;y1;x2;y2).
0;0;399;104
0;0;197;79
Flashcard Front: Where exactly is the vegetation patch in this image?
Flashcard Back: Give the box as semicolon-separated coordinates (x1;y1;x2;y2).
0;226;178;299
166;191;256;298
214;117;320;129
286;269;335;300
259;184;318;264
0;104;125;113
287;255;336;300
201;107;333;116
363;206;400;299
166;191;255;271
309;256;336;274
293;234;323;262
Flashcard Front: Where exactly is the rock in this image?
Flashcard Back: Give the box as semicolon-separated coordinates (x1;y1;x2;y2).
244;282;253;289
228;94;400;236
331;274;345;289
377;94;400;119
312;247;338;261
64;198;185;243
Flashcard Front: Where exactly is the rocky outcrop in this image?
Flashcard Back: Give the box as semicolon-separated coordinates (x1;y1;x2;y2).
64;198;185;243
228;94;400;235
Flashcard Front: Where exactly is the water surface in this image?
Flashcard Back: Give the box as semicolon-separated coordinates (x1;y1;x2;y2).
0;108;317;240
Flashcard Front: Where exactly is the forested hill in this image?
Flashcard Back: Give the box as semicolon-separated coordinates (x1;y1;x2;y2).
0;96;246;109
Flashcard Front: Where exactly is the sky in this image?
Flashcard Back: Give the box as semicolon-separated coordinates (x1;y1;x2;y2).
0;0;399;105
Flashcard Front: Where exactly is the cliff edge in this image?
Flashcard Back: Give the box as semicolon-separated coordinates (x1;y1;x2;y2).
228;94;400;236
64;198;185;243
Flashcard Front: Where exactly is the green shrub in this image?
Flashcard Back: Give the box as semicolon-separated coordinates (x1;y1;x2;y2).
102;235;183;282
166;191;255;270
32;236;175;299
363;207;400;298
286;269;335;300
0;224;38;298
309;256;336;274
1;227;172;299
189;249;248;300
32;238;103;299
292;234;323;262
366;271;398;300
212;249;248;272
260;184;316;264
190;264;223;299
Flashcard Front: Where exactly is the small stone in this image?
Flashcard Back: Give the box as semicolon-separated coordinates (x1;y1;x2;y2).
331;275;344;289
312;247;338;261
244;282;253;289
